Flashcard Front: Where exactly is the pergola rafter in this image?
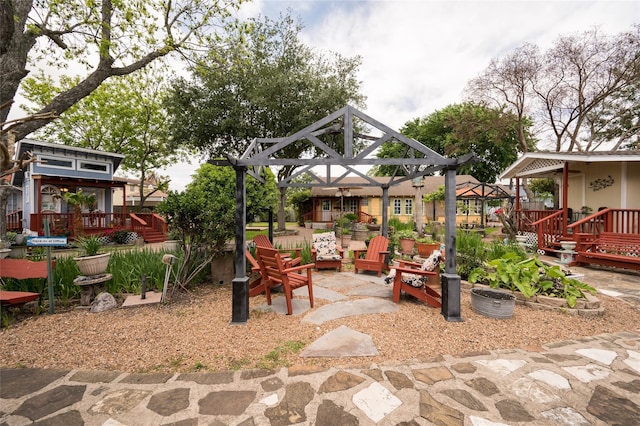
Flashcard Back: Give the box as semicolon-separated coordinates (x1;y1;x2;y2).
215;105;474;324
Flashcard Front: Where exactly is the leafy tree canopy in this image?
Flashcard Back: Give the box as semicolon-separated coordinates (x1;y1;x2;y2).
21;65;181;208
374;102;535;183
165;11;365;164
164;10;365;230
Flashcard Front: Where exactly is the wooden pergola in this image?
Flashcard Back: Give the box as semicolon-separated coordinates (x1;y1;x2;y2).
211;105;475;323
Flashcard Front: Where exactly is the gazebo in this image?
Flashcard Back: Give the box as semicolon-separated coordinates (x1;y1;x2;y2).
212;105;475;323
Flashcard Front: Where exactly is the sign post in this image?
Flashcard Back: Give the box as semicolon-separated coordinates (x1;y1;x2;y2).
27;221;68;314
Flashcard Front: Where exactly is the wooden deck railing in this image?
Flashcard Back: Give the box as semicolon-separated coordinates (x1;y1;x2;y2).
515;209;560;233
6;210;23;231
567;208;640;251
30;212;130;238
530;210;565;251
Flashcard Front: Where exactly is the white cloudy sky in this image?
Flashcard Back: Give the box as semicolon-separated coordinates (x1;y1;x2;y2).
162;0;638;191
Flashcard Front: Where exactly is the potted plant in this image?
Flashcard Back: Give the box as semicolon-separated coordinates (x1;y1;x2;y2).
416;236;440;257
73;234;111;276
340;227;352;248
396;229;416;254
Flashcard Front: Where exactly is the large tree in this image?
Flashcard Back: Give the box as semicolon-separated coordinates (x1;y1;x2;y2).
467;25;640;152
20;65;181;211
0;0;244;236
387;102;535;183
164;11;365;231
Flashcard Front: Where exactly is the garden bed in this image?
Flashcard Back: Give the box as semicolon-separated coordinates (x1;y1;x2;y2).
462;282;604;316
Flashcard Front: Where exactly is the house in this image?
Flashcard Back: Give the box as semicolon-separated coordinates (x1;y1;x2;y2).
500;150;640;266
306;175;512;227
112;177;168;213
8;139;167;242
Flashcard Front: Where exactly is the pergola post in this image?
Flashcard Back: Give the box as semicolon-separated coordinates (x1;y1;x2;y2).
381;185;389;237
442;166;463;322
231;165;250;324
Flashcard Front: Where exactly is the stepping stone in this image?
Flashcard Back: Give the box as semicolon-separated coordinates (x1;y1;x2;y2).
295;285;347;301
469;416;509;426
13;385;86;421
264;382;314;424
623;349;640;373
300;325;379;357
256;297;311;315
474;359;527;376
347;283;392;298
527;369;571;390
302;298;398;325
575;348;618;365
562;363;611;383
511;377;560;404
541;407;590;425
0;368;68;399
587;385;640;424
353;382;402;423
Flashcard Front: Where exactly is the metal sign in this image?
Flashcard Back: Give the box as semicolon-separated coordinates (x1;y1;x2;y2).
27;236;68;247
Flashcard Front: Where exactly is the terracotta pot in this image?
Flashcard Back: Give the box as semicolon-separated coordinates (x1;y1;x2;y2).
416;242;440;257
399;238;415;254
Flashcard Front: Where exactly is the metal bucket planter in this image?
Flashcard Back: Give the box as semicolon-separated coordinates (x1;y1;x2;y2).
471;288;515;319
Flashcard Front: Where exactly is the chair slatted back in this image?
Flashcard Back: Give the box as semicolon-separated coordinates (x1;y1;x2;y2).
365;236;389;260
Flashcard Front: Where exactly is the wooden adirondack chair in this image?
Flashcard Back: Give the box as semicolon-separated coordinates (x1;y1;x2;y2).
246;250;270;299
253;235;302;268
390;259;441;308
353;235;389;276
255;246;315;315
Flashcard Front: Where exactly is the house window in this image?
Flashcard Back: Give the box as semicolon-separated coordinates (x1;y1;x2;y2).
457;199;481;215
79;161;109;173
405;199;413;215
393;199;401;215
40;156;73;169
41;185;61;213
361;198;368;207
347;199;358;212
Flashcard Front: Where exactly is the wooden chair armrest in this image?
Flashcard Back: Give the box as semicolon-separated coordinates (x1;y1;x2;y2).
392;266;437;277
397;259;422;268
284;263;316;274
353;249;367;258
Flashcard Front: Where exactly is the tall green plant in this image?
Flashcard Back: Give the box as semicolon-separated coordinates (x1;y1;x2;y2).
455;230;487;279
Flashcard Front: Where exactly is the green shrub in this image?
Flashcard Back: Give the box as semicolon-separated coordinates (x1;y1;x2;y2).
455;230;486;279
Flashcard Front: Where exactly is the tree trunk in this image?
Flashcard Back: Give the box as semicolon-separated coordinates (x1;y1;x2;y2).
0;187;8;237
277;187;287;232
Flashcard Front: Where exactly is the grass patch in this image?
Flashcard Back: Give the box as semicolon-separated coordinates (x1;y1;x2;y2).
256;340;306;369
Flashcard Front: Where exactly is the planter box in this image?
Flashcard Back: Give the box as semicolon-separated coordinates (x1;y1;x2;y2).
471;288;515;319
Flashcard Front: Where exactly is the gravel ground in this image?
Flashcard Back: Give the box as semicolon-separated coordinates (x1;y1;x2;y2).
1;280;639;374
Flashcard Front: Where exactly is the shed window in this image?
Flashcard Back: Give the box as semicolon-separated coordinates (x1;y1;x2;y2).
41;157;73;169
79;161;108;173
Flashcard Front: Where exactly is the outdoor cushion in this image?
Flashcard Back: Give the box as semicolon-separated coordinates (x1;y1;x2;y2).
313;232;342;260
384;250;442;287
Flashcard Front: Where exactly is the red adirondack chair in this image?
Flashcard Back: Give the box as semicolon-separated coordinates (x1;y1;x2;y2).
353;235;389;277
255;246;315;315
390;259;441;308
253;235;302;268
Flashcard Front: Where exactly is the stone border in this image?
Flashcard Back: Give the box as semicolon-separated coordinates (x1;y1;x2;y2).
461;281;604;317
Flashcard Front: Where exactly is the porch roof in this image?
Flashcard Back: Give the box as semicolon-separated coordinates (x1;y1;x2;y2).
500;151;640;179
309;175;479;198
11;139;126;187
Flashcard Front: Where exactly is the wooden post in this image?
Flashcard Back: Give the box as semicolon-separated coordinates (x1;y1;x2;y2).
232;166;249;324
